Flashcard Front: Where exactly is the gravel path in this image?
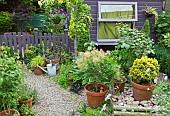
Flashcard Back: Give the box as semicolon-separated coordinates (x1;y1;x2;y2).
25;72;86;116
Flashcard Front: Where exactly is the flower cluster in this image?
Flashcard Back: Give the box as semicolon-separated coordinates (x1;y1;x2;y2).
76;49;110;68
129;56;160;85
49;8;67;19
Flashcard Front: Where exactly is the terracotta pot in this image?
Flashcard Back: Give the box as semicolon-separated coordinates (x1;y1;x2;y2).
33;65;45;75
0;109;20;116
46;57;60;64
18;97;33;108
84;83;108;108
68;78;73;85
131;80;156;101
115;77;127;92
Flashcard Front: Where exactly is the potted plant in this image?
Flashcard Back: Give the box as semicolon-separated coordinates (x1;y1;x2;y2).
0;57;24;115
0;109;20;116
129;56;160;101
75;49;118;108
18;85;33;108
113;66;127;92
144;5;158;24
45;49;60;64
30;55;45;75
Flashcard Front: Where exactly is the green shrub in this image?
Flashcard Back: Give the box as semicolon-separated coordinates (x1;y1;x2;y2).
154;11;170;41
141;19;150;37
152;45;170;76
0;11;13;32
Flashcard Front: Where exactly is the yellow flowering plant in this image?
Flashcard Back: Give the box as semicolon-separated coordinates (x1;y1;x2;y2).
129;56;160;85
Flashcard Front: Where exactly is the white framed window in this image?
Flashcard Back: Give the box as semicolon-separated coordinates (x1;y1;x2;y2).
97;2;138;42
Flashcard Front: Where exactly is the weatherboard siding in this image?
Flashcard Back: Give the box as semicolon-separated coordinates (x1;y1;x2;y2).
84;0;163;43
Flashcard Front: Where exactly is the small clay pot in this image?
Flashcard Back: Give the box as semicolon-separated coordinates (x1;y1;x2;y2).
0;109;20;116
33;64;45;75
68;78;73;85
18;97;33;108
115;77;127;92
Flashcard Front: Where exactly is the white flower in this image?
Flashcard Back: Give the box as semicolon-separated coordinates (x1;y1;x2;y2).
146;68;150;73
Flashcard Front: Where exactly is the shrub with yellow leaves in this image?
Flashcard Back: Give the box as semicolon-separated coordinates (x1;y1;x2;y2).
129;56;160;85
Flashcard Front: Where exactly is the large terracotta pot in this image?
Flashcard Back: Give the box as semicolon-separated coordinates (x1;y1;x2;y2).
0;109;20;116
18;97;33;108
84;83;108;108
131;80;156;101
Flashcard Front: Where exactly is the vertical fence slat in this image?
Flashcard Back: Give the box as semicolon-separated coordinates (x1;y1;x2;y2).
17;32;22;58
8;33;13;50
39;33;42;44
65;31;69;51
13;32;17;51
53;34;56;51
0;35;2;46
57;35;61;49
48;33;52;50
27;34;31;47
44;33;47;51
31;35;35;46
34;31;38;46
23;33;26;51
4;33;8;46
61;34;65;52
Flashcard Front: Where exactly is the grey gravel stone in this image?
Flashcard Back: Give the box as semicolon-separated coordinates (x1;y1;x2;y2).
25;71;86;116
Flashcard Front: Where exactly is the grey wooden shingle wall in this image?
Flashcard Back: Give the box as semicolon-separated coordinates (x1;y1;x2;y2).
84;0;163;43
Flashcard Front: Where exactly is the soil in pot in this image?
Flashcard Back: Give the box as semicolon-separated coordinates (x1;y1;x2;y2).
0;109;20;116
18;97;33;108
84;83;108;108
131;80;156;101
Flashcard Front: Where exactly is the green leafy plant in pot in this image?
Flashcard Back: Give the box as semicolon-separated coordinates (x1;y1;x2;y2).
45;48;60;64
129;56;160;101
75;49;118;108
18;85;33;109
0;57;24;114
113;66;127;92
30;55;45;75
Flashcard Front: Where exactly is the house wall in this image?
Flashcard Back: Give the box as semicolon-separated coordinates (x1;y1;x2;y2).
84;0;163;45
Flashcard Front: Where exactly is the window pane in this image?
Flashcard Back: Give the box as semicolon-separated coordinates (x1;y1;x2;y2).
98;22;131;39
101;4;135;19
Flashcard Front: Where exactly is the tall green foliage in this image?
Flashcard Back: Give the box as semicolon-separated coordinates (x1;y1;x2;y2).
141;19;150;37
68;0;93;52
0;11;13;32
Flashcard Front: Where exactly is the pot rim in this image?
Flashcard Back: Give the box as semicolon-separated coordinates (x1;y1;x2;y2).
84;83;108;97
131;80;157;91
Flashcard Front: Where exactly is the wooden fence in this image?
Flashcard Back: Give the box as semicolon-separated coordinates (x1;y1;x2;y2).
0;30;74;59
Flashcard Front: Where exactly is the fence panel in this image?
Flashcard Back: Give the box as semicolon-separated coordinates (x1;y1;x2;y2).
0;31;72;59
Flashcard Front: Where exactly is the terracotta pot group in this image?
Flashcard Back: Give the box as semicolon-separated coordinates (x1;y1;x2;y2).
0;109;20;116
84;83;108;108
131;80;156;101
